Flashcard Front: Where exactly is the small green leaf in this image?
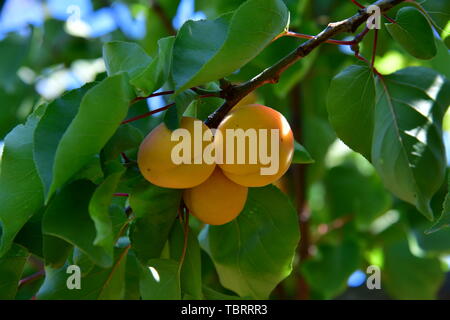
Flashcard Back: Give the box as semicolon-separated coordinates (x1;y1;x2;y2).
47;74;133;200
200;185;300;299
427;174;450;233
103;41;151;78
89;161;126;255
302;240;361;299
0;244;29;299
140;258;181;300
293;140;314;164
173;0;289;92
0;106;46;257
37;247;129;300
131;36;175;95
169;222;203;299
372;67;449;220
327;65;376;159
42;180;112;268
385;7;437;60
129;181;182;264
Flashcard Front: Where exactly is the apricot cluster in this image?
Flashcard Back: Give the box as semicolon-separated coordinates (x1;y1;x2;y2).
137;104;294;225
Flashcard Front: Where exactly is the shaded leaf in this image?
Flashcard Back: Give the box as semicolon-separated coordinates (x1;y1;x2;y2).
200;185;300;299
42;180;112;268
0;106;46;257
103;41;151;78
129;181;182;264
383;240;444;299
140;258;181;300
0;244;29;299
327;65;375;159
372;67;449;220
169;222;202;299
386;7;437;60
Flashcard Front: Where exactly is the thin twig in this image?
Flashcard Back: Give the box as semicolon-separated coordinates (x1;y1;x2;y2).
18;270;45;288
121;103;175;124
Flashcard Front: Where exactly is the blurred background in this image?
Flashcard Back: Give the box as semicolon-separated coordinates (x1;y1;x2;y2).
1;0;450;299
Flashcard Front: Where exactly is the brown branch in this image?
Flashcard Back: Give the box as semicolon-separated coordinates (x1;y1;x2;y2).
204;0;405;128
149;0;176;36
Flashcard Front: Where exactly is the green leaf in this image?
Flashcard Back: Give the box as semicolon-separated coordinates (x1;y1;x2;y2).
327;65;376;159
385;7;437;60
140;258;181;300
172;0;289;93
46;74;133;200
383;240;444;299
42;180;112;268
102;124;143;162
200;185;300;299
202;286;244;300
169;222;203;299
301;240;361;299
89;161;125;256
129;181;182;264
36;247;129;300
124;251;141;299
131;36;175;95
372;67;449;220
324;164;392;230
164;89;198;130
293;140;314;164
0;244;29;299
43;235;72;269
34;84;94;197
103;41;152;78
14;208;45;257
0;106;46;257
427;174;450;233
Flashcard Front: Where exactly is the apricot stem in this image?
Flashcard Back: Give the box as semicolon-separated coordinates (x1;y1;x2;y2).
113;193;130;197
121;103;175;124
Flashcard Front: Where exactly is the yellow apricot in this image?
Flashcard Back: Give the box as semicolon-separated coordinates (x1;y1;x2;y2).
215;104;294;187
137;117;215;188
183;168;248;225
232;92;258;110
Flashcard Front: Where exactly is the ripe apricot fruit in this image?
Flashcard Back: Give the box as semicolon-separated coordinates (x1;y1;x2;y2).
137;117;215;188
183;168;248;225
215;104;294;187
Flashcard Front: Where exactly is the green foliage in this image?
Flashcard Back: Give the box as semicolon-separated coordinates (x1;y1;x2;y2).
386;7;437;60
372;67;449;220
172;0;289;93
0;106;46;257
0;0;449;301
200;185;300;299
383;240;445;299
302;240;361;299
327;65;375;159
0;244;29;299
140;259;181;300
129;181;182;264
